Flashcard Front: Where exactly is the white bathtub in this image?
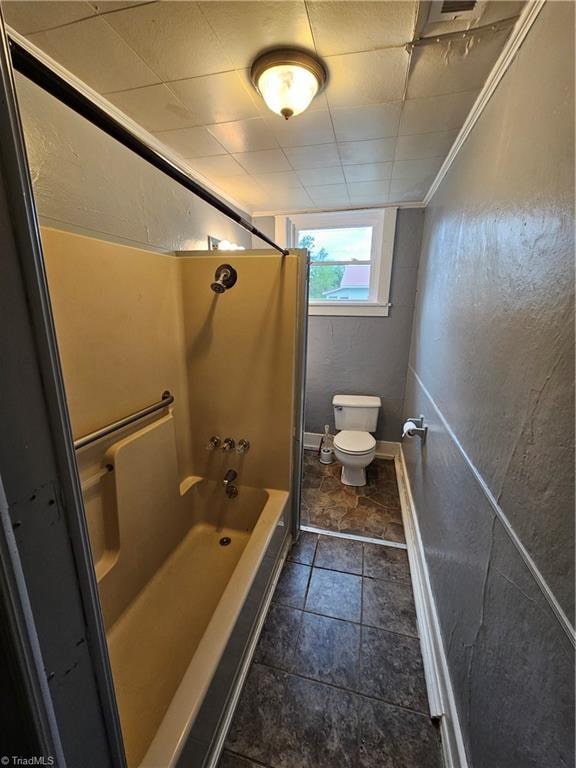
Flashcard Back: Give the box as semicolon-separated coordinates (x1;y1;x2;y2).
105;479;288;768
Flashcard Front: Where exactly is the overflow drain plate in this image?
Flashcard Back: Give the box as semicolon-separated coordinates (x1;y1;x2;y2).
219;536;232;546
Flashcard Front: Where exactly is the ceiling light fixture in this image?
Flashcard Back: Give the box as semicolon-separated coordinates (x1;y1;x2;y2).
250;48;327;120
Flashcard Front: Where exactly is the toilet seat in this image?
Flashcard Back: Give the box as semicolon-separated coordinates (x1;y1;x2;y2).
333;430;376;455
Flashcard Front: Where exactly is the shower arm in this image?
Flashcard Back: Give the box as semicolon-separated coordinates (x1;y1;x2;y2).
7;37;289;258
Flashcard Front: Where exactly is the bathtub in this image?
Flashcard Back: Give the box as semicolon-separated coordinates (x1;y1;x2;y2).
105;478;289;768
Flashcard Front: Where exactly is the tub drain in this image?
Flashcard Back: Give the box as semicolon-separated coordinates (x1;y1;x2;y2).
219;536;232;546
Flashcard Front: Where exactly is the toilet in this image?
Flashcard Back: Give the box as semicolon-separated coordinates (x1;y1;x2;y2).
332;395;381;486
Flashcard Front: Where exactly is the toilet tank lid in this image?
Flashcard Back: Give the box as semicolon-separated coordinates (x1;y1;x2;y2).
333;395;381;408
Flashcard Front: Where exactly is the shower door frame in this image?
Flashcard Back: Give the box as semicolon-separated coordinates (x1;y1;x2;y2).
0;13;126;767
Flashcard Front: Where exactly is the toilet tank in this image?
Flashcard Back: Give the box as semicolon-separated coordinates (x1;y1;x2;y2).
332;395;381;432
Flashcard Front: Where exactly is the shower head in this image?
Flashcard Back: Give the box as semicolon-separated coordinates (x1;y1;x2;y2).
211;264;237;294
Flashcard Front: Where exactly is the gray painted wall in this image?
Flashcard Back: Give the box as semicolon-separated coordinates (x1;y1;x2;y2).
15;74;252;251
403;4;575;767
305;208;424;441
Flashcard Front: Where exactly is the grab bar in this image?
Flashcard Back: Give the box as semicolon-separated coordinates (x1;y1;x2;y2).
74;391;174;450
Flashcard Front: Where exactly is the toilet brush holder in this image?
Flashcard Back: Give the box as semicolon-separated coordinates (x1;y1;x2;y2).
319;445;334;464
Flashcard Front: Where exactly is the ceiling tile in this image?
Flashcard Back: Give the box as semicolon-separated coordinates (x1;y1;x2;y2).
207;118;278;153
348;180;390;203
90;2;149;12
266;110;335;148
307;184;351;207
284;144;340;170
232;149;291;174
325;48;410;108
3;0;95;34
343;163;392;183
252;172;303;190
422;1;524;38
389;178;430;203
152;127;227;158
338;138;396;165
296;166;345;186
332;103;402;142
188;155;247;178
392;157;444;181
169;72;260;126
107;84;195;131
394;130;458;161
406;26;511;100
258;187;314;211
399;90;478;135
29;16;160;94
198;1;314;70
104;2;232;82
215;175;267;205
307;1;417;56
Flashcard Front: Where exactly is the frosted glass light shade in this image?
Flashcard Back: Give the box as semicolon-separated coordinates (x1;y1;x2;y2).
251;49;326;120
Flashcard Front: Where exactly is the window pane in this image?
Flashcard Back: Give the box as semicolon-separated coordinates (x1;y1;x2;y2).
298;227;372;262
309;263;371;301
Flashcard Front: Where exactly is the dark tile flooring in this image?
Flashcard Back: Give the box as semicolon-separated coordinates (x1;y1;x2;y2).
301;450;405;543
219;532;441;768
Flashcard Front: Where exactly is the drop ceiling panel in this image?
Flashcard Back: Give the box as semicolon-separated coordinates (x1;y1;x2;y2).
104;1;233;81
296;166;345;187
331;103;402;142
394;129;459;161
9;0;520;212
266;109;335;147
3;0;95;35
406;25;511;99
197;1;314;69
107;84;194;131
188;155;247;177
233;149;292;174
152;126;227;158
338;138;396;165
207;118;279;153
169;71;260;125
29;16;160;93
284;144;341;170
325;47;411;108
343;163;393;183
399;90;479;135
307;1;418;56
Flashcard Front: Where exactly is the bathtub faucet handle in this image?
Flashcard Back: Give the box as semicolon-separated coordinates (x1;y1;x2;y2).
206;436;221;450
236;439;250;454
221;437;235;451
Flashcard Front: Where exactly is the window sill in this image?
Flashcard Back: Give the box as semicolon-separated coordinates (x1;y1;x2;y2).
308;302;391;317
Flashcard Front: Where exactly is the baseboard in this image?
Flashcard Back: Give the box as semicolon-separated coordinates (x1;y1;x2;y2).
395;447;469;768
303;431;400;458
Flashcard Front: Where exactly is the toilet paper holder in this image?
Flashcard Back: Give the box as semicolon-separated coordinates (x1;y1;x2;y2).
402;415;427;443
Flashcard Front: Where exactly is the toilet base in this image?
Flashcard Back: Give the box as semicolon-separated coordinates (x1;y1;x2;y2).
341;465;366;487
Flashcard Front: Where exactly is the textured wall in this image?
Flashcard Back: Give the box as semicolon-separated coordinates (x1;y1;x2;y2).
403;3;575;767
305;208;424;441
15;74;252;251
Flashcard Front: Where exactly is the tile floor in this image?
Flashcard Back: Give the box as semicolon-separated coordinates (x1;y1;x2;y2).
219;532;441;768
301;450;405;543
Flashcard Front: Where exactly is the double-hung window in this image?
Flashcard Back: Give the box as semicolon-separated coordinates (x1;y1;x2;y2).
290;208;397;317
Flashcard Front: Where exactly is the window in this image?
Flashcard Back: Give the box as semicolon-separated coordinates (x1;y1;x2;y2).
290;208;397;317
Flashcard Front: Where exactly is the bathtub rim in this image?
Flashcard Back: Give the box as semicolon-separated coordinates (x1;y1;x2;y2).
138;482;289;768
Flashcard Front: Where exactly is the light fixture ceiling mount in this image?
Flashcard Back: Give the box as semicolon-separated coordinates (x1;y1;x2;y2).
250;48;327;120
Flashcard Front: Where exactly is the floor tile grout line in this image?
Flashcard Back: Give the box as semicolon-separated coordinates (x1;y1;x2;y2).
254;660;434;720
222;747;274;768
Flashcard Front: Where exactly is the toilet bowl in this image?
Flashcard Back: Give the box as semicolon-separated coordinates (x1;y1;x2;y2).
333;430;376;486
332;395;381;487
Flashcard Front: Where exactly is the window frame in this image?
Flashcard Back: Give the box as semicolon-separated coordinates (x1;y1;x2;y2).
290;208;397;317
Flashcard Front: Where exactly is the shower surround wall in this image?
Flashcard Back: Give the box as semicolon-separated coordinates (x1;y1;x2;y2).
305;209;424;442
403;4;575;767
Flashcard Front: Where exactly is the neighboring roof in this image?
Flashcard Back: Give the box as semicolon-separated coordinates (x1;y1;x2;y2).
339;264;370;288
